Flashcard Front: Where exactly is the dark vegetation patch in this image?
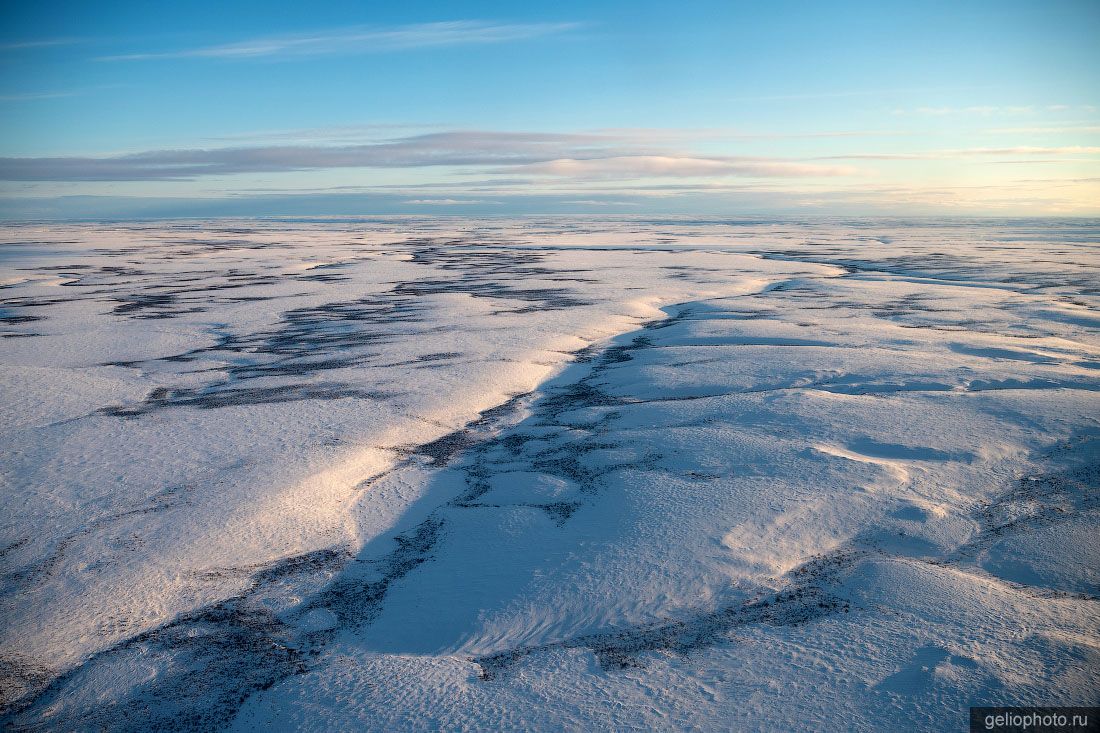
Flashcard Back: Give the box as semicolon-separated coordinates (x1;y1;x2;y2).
0;545;347;731
103;383;390;416
410;393;533;466
392;279;591;309
104;292;432;413
944;430;1100;593
0;310;42;325
305;518;444;628
0;655;54;712
98;240;599;415
2;481;198;613
475;551;855;680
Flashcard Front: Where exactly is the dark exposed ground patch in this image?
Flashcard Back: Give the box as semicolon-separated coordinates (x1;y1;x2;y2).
475;551;855;680
94;240;599;416
103;383;392;416
1;483;191;591
102;292;431;413
0;655;53;714
304;518;444;628
0;546;343;729
942;430;1100;598
410;392;533;466
1;520;449;732
393;279;591;309
0;310;42;325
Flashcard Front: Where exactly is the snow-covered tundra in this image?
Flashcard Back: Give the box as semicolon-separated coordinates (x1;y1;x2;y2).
1;218;1097;730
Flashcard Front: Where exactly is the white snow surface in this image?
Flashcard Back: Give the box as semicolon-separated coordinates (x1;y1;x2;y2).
0;217;1097;731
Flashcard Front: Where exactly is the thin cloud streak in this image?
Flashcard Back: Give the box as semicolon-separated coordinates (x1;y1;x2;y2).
511;156;861;178
816;146;1100;160
891;104;1097;118
207;124;452;144
100;21;582;61
594;127;917;142
0;84;128;104
0;131;633;181
403;198;496;205
725;85;998;103
0;134;863;182
0;90;79;102
206;125;920;147
0;38;81;51
984;125;1100;135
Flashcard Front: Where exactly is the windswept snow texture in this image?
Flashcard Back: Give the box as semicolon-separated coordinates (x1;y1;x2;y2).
1;217;1098;731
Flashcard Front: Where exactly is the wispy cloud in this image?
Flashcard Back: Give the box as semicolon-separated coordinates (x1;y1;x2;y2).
0;83;129;105
511;156;861;178
561;199;641;206
0;38;81;51
100;20;582;61
890;104;1096;117
203;125;915;147
593;127;915;142
206;124;451;144
0;131;627;181
726;85;998;103
0;90;79;102
892;105;1038;117
984;125;1100;135
816;146;1100;160
0;133;864;182
403;198;496;205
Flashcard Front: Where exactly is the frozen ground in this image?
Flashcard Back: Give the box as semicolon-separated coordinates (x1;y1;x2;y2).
0;217;1097;731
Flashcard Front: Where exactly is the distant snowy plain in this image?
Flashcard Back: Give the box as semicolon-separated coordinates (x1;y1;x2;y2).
1;217;1097;731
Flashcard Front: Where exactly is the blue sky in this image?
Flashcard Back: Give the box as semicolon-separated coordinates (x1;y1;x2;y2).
1;0;1098;218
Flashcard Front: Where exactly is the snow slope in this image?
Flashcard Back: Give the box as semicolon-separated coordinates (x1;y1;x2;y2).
1;217;1097;731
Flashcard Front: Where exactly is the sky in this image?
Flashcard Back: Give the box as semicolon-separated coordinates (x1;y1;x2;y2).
1;0;1098;218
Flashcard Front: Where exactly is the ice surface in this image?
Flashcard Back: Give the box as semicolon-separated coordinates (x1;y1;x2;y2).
1;217;1097;731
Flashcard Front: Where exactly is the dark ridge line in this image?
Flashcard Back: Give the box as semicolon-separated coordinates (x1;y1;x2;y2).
749;249;1076;293
0;461;251;595
475;550;857;680
101;383;394;417
1;489;190;590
